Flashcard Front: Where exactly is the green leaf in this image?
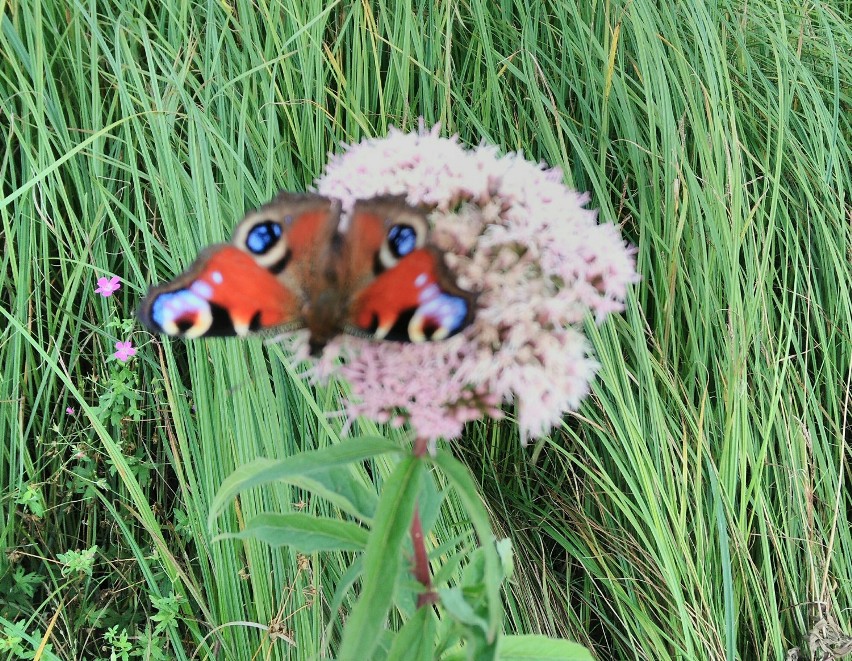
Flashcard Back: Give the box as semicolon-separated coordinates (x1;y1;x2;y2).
208;436;401;528
460;546;487;588
11;568;44;598
431;544;472;588
386;607;437;661
289;464;378;521
495;538;514;580
371;631;395;661
430;451;501;642
498;635;594;660
439;635;498;661
337;455;422;661
418;467;445;534
217;513;368;552
438;587;490;636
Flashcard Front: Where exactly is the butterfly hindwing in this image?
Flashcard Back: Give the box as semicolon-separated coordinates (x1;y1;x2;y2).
351;247;475;341
344;197;476;342
138;245;301;338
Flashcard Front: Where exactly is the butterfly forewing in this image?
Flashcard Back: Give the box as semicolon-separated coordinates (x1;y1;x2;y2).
231;192;339;273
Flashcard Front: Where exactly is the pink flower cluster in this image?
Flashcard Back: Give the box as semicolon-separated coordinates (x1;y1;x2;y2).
94;275;137;362
312;125;638;442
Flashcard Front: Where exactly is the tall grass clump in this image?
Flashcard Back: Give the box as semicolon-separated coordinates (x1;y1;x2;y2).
1;1;850;659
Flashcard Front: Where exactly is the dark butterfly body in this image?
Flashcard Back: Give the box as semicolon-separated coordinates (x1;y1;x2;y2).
138;193;476;354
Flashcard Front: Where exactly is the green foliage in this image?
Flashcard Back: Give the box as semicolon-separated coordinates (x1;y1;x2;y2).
13;485;44;518
2;0;850;659
93;625;170;661
57;545;98;578
94;355;144;428
9;568;44;600
0;619;60;660
150;593;184;636
0;629;26;656
101;626;133;661
212;438;587;659
222;512;369;552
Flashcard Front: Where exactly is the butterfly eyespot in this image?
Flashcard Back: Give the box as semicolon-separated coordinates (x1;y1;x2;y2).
408;294;471;342
233;215;290;271
377;220;427;270
387;224;418;258
149;290;214;338
245;221;283;255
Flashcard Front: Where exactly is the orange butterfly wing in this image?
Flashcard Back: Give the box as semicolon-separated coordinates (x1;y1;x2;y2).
139;193;338;339
138;246;300;338
344;198;476;342
351;247;475;341
139;193;476;349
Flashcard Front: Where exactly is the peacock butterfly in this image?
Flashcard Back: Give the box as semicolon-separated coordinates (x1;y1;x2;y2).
138;193;477;354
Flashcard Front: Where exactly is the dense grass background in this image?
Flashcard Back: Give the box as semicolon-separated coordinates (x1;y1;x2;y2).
2;1;851;659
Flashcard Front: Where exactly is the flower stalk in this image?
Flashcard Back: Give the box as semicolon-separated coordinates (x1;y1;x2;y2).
410;436;438;607
410;507;437;608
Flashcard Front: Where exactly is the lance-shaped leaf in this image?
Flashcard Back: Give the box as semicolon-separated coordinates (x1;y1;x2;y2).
217;512;368;552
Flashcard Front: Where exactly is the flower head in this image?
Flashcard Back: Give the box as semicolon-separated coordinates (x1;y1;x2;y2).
311;124;638;443
95;276;121;297
65;407;75;415
113;340;136;362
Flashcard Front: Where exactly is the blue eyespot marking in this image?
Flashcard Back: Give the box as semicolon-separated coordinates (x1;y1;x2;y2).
419;294;469;333
246;221;282;254
387;224;417;258
150;290;210;335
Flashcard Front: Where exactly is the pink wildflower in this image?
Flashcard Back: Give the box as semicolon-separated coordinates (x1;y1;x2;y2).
311;124;638;443
113;340;136;362
66;407;75;415
95;276;121;297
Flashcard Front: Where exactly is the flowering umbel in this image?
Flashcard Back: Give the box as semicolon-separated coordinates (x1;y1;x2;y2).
309;125;638;442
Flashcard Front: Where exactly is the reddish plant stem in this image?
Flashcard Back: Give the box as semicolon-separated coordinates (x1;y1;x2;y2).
411;437;438;607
